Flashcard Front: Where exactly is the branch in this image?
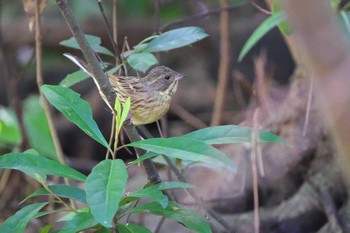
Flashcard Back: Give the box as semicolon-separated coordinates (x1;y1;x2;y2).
211;0;232;126
55;0;160;184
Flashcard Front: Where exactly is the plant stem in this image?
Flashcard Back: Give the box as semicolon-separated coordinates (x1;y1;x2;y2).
55;0;161;184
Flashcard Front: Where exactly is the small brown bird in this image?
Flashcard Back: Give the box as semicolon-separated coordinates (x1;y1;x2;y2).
64;54;184;125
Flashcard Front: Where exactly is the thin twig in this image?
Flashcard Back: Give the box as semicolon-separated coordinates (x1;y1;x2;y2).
160;5;242;31
251;108;260;233
153;0;161;34
211;0;232;126
96;0;123;64
170;103;207;129
35;0;66;167
302;77;314;136
250;1;272;15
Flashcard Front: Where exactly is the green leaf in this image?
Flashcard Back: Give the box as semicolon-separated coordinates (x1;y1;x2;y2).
271;0;292;35
58;212;99;233
127;152;159;167
124;185;169;208
85;159;128;227
60;35;114;56
23;96;57;160
143;27;209;52
59;70;90;88
0;106;21;146
117;223;152;233
120;97;131;129
0;202;48;233
41;85;111;151
158;182;196;190
127;53;158;72
128;137;236;171
0;153;86;182
22;184;86;204
127;201;212;233
238;12;286;61
39;224;54;233
183;125;287;145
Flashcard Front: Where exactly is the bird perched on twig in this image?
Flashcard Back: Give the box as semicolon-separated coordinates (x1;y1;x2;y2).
64;54;185;125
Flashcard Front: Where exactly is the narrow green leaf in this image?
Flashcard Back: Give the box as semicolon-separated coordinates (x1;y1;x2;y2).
60;35;114;56
143;27;209;52
58;212;98;233
127;185;169;208
85;159;128;227
271;0;292;35
127;53;158;72
23;96;57;160
127;201;212;233
158;182;196;190
183;125;287;145
41;85;110;151
56;208;89;222
39;224;54;233
0;106;21;145
117;223;152;233
128;137;236;171
127;152;159;167
238;12;286;61
120;97;131;129
22;184;86;204
59;70;90;88
0;153;86;182
0;202;48;233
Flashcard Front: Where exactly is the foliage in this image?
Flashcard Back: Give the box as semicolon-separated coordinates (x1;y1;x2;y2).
0;2;288;233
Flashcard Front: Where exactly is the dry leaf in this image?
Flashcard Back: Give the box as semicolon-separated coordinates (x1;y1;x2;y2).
22;0;46;31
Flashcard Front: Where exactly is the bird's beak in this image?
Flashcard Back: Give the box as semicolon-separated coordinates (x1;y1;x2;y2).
175;72;186;81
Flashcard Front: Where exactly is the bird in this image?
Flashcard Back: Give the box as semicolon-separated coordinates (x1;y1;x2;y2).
64;54;185;125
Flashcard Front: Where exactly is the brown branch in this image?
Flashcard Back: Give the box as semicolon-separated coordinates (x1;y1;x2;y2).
211;0;232;126
35;0;66;165
160;5;241;32
55;0;160;184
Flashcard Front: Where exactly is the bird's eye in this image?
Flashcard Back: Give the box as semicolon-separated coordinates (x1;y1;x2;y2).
164;75;171;80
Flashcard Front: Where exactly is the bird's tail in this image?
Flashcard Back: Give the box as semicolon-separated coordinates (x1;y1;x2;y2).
63;53;94;77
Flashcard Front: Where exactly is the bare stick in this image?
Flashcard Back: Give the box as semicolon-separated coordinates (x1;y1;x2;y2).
35;0;66;166
251;108;260;233
302;77;314;136
211;0;232;126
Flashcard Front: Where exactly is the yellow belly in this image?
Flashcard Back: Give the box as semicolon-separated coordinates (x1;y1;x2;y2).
129;95;171;125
